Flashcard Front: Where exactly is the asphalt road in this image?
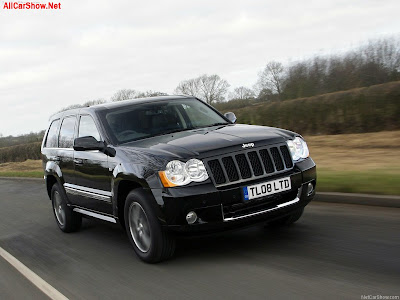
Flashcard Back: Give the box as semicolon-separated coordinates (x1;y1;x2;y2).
0;179;399;300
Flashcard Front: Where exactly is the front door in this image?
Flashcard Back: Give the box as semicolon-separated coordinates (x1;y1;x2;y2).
70;114;112;215
58;116;77;187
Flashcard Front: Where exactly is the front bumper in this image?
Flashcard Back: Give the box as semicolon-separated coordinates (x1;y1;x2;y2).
155;157;316;234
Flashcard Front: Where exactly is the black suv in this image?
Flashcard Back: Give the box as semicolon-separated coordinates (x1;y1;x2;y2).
42;96;316;263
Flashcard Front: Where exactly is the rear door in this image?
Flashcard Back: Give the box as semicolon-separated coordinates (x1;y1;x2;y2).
42;118;61;171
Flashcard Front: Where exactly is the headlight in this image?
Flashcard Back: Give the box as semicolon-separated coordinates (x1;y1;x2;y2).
286;137;309;161
159;159;209;187
185;159;209;182
164;160;190;186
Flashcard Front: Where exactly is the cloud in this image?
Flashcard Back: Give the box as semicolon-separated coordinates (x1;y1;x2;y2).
0;0;399;135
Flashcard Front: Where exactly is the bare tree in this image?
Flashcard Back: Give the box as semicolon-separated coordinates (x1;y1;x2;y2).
57;103;85;113
198;74;230;104
57;98;108;113
111;89;168;101
83;98;107;107
256;61;285;99
256;88;274;102
175;74;230;105
362;37;400;72
175;78;201;98
142;90;168;97
229;86;255;100
111;89;143;102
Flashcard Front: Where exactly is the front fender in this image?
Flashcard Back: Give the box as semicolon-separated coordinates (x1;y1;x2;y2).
111;162;166;223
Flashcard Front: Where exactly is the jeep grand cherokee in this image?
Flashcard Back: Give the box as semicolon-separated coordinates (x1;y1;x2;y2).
41;96;316;263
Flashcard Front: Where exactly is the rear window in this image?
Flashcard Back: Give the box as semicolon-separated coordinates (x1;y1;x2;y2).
58;116;76;148
45;119;60;148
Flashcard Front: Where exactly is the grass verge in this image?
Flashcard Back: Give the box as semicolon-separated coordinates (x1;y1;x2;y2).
0;160;42;178
317;169;400;196
0;171;43;178
1;131;399;195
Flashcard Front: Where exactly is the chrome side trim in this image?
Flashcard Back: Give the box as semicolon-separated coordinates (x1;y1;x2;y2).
73;208;117;223
64;183;112;196
222;197;300;222
64;183;112;202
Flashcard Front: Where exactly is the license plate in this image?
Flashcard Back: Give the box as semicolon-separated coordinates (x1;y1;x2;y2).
243;177;291;201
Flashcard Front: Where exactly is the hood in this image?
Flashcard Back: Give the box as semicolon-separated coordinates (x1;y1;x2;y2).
118;124;296;160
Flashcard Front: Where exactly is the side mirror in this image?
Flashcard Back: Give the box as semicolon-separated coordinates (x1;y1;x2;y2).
73;136;116;157
74;136;104;151
224;112;237;123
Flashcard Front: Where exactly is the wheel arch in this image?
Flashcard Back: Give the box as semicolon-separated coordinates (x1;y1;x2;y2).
116;179;142;225
44;160;64;199
46;175;58;199
114;176;165;228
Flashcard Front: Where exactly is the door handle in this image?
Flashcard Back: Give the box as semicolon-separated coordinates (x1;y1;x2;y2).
74;158;84;165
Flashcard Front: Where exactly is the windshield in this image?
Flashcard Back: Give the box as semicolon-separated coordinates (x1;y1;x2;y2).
102;98;229;144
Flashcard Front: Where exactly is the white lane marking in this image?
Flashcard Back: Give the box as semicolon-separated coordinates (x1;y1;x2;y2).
0;246;69;300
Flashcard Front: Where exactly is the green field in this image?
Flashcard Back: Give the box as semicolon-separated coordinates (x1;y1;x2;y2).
317;169;400;195
0;160;43;178
0;171;43;178
1;131;399;195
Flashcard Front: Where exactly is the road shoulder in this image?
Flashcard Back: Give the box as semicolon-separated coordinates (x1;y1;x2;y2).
315;192;400;208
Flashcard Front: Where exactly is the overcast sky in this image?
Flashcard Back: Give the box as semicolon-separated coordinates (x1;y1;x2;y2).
1;0;399;136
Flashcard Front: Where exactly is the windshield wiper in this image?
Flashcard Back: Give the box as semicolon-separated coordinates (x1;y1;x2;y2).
148;127;196;138
120;123;229;144
193;122;230;129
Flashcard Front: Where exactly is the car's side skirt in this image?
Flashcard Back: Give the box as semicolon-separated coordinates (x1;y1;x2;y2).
72;207;117;223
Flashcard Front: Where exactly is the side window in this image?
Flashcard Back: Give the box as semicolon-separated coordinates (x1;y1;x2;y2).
45;119;60;148
78;115;101;141
59;116;76;148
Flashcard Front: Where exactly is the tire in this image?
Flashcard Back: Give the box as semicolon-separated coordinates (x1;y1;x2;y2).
124;189;175;263
51;183;82;233
267;208;304;227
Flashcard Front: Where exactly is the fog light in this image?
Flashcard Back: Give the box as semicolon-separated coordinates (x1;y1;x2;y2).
307;183;314;196
186;211;197;224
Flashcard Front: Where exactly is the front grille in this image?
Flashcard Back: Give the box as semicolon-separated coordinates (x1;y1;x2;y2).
207;144;293;186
